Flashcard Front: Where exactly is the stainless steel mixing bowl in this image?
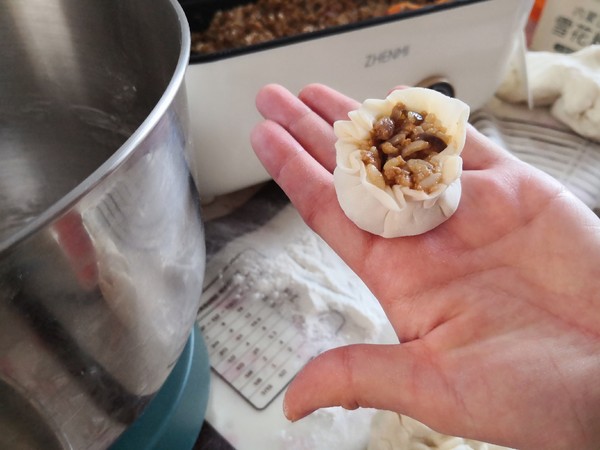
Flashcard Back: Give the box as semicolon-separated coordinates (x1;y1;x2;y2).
0;0;206;448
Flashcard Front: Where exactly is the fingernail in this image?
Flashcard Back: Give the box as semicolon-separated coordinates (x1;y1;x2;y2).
282;400;292;421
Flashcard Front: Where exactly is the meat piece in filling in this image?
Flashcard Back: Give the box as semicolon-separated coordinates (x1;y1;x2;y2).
360;102;450;193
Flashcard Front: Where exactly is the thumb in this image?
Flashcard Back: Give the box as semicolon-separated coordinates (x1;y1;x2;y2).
283;342;437;422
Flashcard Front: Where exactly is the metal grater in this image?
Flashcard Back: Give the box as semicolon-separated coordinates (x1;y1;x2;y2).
197;251;344;409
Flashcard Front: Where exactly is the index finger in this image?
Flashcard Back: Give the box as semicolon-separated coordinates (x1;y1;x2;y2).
298;83;360;125
255;84;348;173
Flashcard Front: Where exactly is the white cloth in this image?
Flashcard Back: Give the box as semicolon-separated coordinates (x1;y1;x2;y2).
497;45;600;142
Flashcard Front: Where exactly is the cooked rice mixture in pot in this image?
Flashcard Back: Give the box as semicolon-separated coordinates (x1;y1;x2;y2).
191;0;452;54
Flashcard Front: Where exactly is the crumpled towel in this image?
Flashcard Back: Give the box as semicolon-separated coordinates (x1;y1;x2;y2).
367;411;514;450
496;45;600;142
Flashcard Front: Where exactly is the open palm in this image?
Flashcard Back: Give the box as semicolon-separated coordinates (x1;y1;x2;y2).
250;83;600;450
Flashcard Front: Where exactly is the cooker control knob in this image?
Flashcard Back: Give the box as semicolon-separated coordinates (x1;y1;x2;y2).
416;76;455;98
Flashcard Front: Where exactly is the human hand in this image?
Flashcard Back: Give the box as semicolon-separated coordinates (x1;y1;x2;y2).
250;83;600;450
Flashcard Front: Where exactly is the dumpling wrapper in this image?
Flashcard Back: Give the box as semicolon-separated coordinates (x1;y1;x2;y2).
333;87;470;238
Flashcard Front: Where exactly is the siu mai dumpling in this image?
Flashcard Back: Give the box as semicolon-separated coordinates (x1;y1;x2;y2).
333;88;470;238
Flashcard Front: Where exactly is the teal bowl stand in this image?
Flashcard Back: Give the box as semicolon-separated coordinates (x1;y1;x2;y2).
110;325;210;450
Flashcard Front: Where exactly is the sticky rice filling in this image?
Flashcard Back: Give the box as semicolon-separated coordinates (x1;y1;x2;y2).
359;103;450;193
